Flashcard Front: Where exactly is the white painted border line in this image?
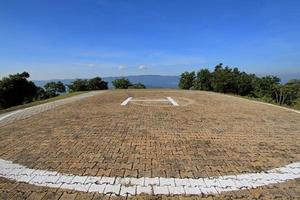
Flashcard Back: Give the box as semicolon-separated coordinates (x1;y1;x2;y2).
167;97;179;106
254;100;300;114
131;99;169;102
120;97;132;106
0;158;299;196
0;91;105;124
0;110;23;121
1;92;300;196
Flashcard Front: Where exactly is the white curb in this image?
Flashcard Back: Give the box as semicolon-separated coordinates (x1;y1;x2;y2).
0;159;299;196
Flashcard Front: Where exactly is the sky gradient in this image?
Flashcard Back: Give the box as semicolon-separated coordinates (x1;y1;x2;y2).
0;0;300;80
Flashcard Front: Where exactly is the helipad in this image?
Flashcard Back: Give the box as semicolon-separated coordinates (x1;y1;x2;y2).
0;90;299;199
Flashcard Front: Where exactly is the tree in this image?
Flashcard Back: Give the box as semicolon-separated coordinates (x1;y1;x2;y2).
68;79;89;92
112;78;132;89
178;71;195;89
87;77;108;90
211;63;226;92
34;87;52;100
44;81;66;96
285;79;300;105
274;79;300;105
254;76;280;98
194;68;212;90
236;73;257;96
0;72;38;108
128;83;146;89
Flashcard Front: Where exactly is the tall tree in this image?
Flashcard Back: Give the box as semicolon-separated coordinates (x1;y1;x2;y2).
87;77;108;90
44;81;66;95
194;68;212;90
0;72;38;108
68;79;89;92
274;79;300;105
236;73;256;96
112;78;132;89
211;63;230;93
178;71;195;89
254;76;280;98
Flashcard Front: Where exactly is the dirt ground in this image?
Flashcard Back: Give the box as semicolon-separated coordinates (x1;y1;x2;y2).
0;90;300;199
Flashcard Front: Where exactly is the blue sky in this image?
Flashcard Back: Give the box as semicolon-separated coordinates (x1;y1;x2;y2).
0;0;300;80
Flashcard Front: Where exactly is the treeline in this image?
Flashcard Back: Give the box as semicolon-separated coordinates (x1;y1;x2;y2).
112;78;146;89
179;63;300;108
68;77;108;92
0;72;147;109
0;72;109;109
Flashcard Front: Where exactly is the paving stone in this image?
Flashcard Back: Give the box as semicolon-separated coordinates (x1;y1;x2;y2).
71;176;88;184
160;177;175;186
1;90;300;199
145;177;159;186
136;185;153;195
88;183;106;193
120;185;137;196
184;186;201;195
41;192;63;200
27;191;47;200
153;186;169;195
104;184;121;195
174;178;191;187
59;192;77;200
168;186;185;195
99;177;115;185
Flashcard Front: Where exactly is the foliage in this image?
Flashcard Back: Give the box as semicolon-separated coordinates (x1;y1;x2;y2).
68;79;89;92
87;77;108;90
178;71;195;89
34;87;54;100
254;76;280;98
68;77;108;92
112;78;132;89
179;64;300;109
0;72;109;109
194;68;212;90
44;81;66;96
128;83;146;89
0;72;38;108
273;79;300;105
0;91;87;115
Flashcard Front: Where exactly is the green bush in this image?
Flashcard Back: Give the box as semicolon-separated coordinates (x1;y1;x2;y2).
128;83;146;89
112;78;132;89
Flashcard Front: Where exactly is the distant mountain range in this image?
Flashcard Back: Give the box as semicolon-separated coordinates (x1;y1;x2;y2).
33;75;180;88
33;74;299;89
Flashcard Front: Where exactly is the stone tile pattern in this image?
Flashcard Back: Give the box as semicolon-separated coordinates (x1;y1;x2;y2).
1;90;300;199
0;91;105;127
1;158;300;197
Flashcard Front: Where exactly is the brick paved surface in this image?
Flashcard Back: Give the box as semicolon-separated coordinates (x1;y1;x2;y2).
0;90;300;199
0;91;105;127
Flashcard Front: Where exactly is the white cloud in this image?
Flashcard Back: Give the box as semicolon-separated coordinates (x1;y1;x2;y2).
118;65;125;70
138;65;147;70
87;63;95;67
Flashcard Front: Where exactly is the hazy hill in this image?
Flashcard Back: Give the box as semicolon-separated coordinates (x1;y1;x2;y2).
33;75;180;88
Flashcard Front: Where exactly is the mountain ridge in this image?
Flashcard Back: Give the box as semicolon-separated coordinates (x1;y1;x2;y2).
33;75;180;88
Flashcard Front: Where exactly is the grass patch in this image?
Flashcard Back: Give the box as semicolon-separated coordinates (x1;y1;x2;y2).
0;92;88;115
226;93;300;111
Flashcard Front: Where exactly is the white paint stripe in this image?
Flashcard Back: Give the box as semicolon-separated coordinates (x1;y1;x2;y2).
1;92;300;196
254;100;300;114
120;97;132;106
0;159;299;196
0;110;23;121
167;97;179;106
131;99;169;102
0;91;105;124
